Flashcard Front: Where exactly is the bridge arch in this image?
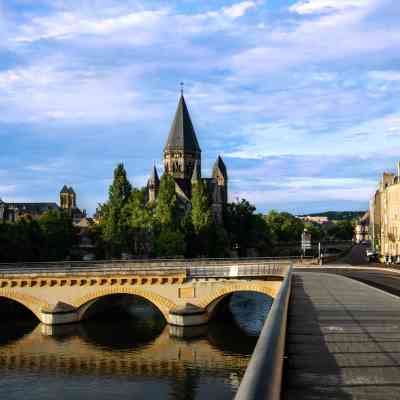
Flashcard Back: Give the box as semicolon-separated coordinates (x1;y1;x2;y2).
198;282;278;317
0;289;49;320
73;287;178;321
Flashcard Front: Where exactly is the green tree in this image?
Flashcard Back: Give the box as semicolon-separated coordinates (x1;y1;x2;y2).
155;174;179;227
123;188;154;255
152;228;185;257
102;163;132;256
264;211;304;243
326;220;354;240
304;222;325;241
225;199;271;257
191;180;212;234
38;210;76;261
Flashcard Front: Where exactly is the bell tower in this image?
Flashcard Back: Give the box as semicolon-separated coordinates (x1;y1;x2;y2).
163;94;201;180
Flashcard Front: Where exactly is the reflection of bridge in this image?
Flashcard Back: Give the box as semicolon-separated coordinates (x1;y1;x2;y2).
0;323;249;378
0;260;290;325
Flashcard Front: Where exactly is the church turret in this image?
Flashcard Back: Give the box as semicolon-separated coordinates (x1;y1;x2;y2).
163;94;201;181
60;186;76;210
191;160;201;184
148;165;160;203
212;156;228;204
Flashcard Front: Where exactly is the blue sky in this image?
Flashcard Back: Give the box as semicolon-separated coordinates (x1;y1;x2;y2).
0;0;399;215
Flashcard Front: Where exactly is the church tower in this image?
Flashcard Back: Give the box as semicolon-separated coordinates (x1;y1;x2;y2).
163;94;201;181
212;156;228;204
60;186;76;210
147;165;160;203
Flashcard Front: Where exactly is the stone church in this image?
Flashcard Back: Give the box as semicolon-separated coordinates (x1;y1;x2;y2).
147;94;228;222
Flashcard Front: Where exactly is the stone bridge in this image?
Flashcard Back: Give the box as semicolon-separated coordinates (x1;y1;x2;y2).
0;260;290;326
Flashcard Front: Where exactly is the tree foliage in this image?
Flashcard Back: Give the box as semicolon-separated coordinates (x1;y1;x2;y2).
0;211;76;262
191;180;212;234
102;163;132;256
155;174;179;227
225;199;272;257
264;210;304;243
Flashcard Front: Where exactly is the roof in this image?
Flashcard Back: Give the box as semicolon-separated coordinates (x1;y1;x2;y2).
148;165;160;185
3;202;60;213
164;95;201;153
212;155;227;179
191;160;200;183
60;185;75;194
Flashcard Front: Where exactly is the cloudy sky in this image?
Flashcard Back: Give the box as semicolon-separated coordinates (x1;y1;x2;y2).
0;0;399;215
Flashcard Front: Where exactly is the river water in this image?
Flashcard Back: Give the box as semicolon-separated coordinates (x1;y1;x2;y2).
0;293;272;400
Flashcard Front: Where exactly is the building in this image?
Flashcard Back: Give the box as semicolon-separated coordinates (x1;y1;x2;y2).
298;215;329;225
147;94;228;222
369;162;400;261
0;200;59;222
354;211;370;243
0;186;86;225
60;186;86;225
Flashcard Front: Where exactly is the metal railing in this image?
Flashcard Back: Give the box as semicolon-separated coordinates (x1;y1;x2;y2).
188;263;289;278
234;265;292;400
0;261;291;279
0;257;302;276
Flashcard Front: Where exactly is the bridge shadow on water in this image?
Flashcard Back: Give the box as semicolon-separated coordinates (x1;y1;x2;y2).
0;292;273;400
282;274;352;400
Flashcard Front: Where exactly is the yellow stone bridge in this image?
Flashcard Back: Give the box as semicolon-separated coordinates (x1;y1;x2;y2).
0;260;290;326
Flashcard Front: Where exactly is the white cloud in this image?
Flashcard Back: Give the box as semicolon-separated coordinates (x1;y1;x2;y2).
0;59;152;123
368;70;400;81
0;185;17;195
290;0;375;15
12;1;259;45
15;9;168;44
222;1;257;18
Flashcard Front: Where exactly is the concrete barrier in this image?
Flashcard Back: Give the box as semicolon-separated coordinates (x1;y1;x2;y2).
234;265;292;400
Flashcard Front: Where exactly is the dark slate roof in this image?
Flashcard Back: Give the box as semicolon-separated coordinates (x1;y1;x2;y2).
191;160;200;183
212;155;227;179
68;186;75;195
4;202;60;213
164;95;201;153
60;185;69;194
148;166;160;185
174;178;191;201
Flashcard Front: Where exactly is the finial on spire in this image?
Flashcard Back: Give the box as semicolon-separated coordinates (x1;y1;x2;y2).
180;82;184;95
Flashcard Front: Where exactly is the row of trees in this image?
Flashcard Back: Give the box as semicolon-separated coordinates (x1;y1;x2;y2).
0;211;76;262
96;163;228;258
0;162;357;262
95;164;355;259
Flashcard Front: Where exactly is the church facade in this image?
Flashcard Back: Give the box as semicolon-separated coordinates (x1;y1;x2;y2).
147;94;228;222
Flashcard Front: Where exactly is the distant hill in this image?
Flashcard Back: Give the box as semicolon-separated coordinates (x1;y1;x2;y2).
299;211;366;221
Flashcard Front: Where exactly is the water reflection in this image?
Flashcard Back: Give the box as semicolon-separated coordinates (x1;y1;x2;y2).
0;292;272;400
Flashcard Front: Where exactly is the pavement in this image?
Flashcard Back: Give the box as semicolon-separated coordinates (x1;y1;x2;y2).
283;272;400;399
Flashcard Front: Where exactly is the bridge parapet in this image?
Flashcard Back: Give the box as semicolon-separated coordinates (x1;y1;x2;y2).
0;257;303;275
0;261;292;328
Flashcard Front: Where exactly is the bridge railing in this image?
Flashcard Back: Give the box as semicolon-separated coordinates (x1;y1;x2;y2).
0;257;304;276
187;263;289;278
234;265;292;400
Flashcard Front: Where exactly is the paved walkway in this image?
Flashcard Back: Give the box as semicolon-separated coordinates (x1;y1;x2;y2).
283;272;400;399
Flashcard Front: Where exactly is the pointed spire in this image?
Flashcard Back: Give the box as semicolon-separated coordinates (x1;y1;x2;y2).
191;160;200;183
212;155;227;179
164;94;201;153
148;165;160;186
60;185;69;194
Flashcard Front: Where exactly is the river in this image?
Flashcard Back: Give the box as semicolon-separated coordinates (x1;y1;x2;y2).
0;292;272;400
